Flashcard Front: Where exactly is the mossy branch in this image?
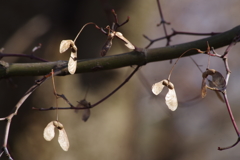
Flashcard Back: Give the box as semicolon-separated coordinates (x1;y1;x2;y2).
1;25;240;78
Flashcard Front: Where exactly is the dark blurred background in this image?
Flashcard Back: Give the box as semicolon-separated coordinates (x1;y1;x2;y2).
0;0;240;160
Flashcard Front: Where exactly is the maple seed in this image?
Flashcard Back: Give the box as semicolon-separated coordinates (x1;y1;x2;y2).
201;69;226;98
100;25;135;57
53;120;63;129
82;109;91;122
162;79;168;87
152;79;178;111
202;69;216;78
59;40;78;75
43;121;70;151
100;30;114;57
76;99;91;122
167;82;174;90
209;71;226;90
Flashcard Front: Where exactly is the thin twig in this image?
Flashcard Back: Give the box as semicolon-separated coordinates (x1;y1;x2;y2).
144;30;220;49
34;66;140;111
91;66;139;107
0;70;59;159
51;69;59;121
156;0;170;46
167;48;203;81
0;52;48;62
217;92;240;150
111;9;130;28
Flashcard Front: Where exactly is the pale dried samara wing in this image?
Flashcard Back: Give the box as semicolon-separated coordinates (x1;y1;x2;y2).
58;127;70;151
43;121;55;141
165;88;178;111
68;51;77;75
59;40;73;53
152;80;165;95
115;32;135;50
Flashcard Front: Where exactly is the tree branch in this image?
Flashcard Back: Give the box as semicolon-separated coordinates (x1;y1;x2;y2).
1;25;240;78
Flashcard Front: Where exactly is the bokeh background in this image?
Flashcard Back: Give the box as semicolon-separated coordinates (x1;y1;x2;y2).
0;0;240;160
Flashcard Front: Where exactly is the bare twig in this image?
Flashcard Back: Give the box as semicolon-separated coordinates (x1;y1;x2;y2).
0;52;48;62
142;1;220;48
156;0;170;46
0;70;60;159
217;92;240;150
197;36;240;150
215;35;240;150
167;48;203;81
33;65;140;111
111;9;130;29
91;66;139;107
143;29;220;49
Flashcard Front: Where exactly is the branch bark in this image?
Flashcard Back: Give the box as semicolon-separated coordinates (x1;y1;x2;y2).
1;25;240;78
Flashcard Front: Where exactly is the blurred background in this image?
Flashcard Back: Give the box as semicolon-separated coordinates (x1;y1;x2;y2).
0;0;240;160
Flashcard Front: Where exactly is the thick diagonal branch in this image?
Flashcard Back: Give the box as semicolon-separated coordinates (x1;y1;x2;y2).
1;25;240;78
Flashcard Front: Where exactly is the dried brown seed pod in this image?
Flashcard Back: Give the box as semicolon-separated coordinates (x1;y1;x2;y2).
202;69;216;78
